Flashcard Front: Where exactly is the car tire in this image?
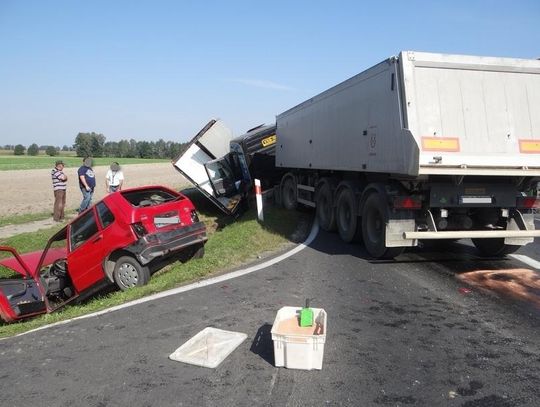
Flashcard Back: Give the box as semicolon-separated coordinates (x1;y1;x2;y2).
113;256;150;291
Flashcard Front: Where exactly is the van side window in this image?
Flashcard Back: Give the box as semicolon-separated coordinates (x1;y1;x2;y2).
70;210;98;250
96;202;115;229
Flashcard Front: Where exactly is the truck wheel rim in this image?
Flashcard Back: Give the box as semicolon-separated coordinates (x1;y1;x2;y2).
118;263;138;287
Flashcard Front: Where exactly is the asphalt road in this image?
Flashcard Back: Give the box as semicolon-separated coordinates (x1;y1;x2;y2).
1;222;539;407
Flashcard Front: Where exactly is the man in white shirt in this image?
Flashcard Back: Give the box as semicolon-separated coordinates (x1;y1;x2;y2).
106;162;124;193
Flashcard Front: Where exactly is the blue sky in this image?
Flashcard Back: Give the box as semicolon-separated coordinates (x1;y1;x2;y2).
1;0;539;146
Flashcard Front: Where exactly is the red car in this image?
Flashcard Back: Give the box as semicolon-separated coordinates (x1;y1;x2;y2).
0;185;207;323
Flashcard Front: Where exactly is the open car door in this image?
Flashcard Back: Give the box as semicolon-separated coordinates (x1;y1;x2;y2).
172;119;244;216
0;246;47;322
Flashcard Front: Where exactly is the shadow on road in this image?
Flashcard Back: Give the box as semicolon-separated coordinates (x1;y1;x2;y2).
250;323;275;366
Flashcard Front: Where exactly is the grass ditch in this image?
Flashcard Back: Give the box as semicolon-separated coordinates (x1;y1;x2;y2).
0;205;310;338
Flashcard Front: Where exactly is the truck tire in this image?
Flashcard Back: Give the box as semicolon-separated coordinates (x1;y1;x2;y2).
113;256;150;291
336;184;358;243
282;177;297;210
316;180;336;232
472;238;520;257
361;192;404;259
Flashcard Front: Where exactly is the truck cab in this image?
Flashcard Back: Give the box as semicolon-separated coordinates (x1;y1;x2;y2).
173;120;278;216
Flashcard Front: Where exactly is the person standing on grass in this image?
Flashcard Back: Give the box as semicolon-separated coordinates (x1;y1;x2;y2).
105;162;124;193
78;157;95;212
51;159;68;222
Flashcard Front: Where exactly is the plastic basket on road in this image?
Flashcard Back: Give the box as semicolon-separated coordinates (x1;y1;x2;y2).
271;306;327;370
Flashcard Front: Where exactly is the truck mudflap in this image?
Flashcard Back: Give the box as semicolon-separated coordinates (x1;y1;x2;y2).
126;222;208;265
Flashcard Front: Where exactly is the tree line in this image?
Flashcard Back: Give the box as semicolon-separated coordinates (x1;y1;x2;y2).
74;132;187;159
6;132;188;159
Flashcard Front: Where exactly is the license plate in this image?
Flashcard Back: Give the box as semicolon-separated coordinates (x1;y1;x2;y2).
154;216;180;227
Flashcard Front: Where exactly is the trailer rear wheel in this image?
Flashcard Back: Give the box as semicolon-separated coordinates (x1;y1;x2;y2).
316;180;336;232
472;238;520;257
282;177;297;210
361;192;404;259
336;184;358;243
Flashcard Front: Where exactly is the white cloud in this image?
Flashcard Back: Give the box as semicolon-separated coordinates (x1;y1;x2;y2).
229;78;295;91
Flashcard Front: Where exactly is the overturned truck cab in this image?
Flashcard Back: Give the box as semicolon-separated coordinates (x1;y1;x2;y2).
172;119;280;217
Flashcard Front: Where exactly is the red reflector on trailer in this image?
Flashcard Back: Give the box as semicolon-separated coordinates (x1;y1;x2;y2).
517;197;540;209
393;196;422;209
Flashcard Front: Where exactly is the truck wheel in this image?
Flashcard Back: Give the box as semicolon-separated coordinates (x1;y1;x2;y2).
316;180;336;232
472;238;520;257
282;177;297;210
113;256;150;291
361;192;404;259
336;185;358;243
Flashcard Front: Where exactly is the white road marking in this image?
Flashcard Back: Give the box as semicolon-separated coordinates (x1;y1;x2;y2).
509;254;540;270
4;221;320;339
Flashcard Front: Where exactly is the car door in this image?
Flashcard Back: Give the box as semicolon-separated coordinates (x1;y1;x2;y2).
0;247;46;322
67;208;106;293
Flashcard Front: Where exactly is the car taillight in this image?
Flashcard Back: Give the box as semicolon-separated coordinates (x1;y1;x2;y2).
393;196;422;209
191;210;199;223
516;196;540;209
131;222;148;238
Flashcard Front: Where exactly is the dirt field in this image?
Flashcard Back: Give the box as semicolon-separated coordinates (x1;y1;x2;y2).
0;162;189;218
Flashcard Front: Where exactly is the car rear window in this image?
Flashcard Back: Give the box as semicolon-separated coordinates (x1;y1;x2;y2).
121;188;181;207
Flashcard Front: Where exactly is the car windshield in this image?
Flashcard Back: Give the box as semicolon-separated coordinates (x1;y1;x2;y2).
121;188;180;207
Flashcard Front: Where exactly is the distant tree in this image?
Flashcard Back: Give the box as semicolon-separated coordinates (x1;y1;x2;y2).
62;145;69;152
128;139;137;158
27;143;39;156
45;146;57;156
103;141;119;157
137;141;153;158
118;140;130;158
14;144;25;155
74;132;105;157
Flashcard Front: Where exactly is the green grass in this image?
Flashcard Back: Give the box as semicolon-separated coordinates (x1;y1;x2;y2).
0;210;77;228
0;206;309;337
0;155;169;171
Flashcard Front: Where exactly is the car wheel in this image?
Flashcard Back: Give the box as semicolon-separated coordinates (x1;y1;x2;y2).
113;256;150;291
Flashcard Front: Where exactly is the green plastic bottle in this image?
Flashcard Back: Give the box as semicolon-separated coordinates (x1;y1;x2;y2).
299;298;314;327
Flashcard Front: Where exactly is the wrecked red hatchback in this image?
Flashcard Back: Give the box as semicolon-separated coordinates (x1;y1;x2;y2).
0;185;207;323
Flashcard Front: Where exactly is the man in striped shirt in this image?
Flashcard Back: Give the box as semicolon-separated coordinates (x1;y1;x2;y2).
51;160;68;222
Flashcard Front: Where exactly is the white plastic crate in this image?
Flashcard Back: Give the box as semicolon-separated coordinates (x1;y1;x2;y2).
169;327;247;368
271;306;327;370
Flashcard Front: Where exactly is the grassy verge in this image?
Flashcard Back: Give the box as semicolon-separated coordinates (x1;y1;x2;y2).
0;156;168;171
0;206;310;337
0;210;77;228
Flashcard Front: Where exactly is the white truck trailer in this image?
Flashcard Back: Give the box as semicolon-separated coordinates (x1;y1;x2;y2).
276;51;540;258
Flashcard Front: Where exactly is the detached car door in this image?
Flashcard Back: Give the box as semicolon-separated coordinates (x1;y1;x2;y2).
67;208;107;293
